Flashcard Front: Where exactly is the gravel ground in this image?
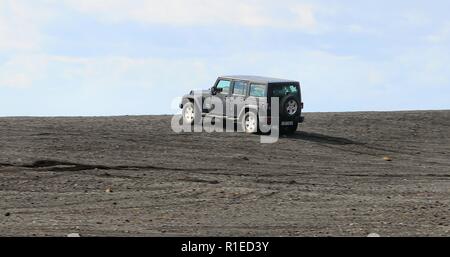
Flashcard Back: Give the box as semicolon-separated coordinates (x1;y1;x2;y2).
0;110;449;236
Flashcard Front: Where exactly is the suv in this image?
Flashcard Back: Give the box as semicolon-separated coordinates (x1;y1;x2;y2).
179;75;304;134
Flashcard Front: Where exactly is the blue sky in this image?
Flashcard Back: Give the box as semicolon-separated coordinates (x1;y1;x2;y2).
1;0;449;116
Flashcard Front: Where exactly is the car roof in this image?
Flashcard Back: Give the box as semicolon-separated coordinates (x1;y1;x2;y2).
219;75;297;84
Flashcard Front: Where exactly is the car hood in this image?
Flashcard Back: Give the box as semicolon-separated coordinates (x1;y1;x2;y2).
190;89;211;96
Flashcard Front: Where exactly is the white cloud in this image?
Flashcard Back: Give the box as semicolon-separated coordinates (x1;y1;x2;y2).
394;46;450;87
426;22;450;43
347;24;364;33
50;56;211;91
401;10;431;27
345;23;383;37
0;0;55;51
290;4;317;30
0;53;212;93
61;0;320;30
0;54;48;88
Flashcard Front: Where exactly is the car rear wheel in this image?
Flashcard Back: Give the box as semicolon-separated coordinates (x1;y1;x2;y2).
281;122;298;134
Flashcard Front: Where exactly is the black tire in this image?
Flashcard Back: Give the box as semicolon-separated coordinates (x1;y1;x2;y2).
182;102;196;125
280;95;301;118
281;122;298;135
241;111;259;134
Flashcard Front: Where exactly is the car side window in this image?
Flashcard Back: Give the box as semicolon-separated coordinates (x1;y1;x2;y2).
233;81;247;96
271;84;298;97
250;84;266;97
216;80;231;94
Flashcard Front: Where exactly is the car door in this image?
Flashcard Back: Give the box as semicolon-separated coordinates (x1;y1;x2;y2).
209;79;231;117
227;80;248;118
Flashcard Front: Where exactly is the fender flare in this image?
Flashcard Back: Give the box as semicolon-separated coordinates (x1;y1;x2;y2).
238;105;259;122
181;95;204;109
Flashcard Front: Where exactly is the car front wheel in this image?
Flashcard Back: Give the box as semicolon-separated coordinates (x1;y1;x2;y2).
182;102;196;125
242;111;258;133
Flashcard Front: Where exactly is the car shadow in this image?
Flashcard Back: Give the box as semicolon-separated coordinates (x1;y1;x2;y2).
285;131;361;145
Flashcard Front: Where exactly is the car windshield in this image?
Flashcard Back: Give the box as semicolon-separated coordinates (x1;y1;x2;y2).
270;84;299;97
216;80;231;94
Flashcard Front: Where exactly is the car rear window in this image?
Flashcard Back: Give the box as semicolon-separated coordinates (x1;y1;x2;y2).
250;84;266;97
270;84;299;97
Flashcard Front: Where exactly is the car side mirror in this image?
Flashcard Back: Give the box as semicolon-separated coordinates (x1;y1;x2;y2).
211;87;222;95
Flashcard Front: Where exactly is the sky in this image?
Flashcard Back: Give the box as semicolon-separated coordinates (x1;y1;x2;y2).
1;0;450;116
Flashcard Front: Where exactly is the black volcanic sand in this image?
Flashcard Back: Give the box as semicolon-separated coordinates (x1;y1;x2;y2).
0;111;449;236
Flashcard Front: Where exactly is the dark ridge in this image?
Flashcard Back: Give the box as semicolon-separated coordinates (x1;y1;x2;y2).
24;160;110;171
17;159;220;172
178;177;220;184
